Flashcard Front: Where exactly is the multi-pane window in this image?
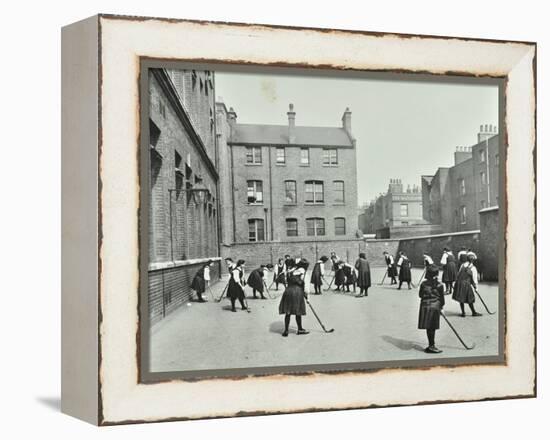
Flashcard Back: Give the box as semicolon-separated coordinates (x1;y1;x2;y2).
284;180;297;204
495;154;500;166
305;180;324;203
333;181;344;203
400;203;408;217
247;180;263;204
175;151;184;191
248;219;265;242
322;148;338;166
246;146;262;164
459;178;466;195
276;147;286;164
334;217;346;235
306;218;325;236
300;148;310;165
480;171;487;185
481;200;487;209
286;219;298;237
480;149;486;163
460;206;467;224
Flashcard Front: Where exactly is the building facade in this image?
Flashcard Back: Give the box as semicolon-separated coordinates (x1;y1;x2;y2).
216;103;359;245
147;68;221;324
421;125;500;232
358;179;434;238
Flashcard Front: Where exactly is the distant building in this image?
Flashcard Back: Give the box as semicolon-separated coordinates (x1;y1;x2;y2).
358;179;436;238
421;124;500;232
147;68;220;323
216;103;359;243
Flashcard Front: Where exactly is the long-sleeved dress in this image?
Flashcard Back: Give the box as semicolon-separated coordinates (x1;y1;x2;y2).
418;279;445;329
452;262;478;304
191;266;207;294
279;268;307;316
385;255;398;277
310;261;325;287
397;256;412;282
227;267;245;300
441;252;458;283
355;258;372;289
247;268;264;293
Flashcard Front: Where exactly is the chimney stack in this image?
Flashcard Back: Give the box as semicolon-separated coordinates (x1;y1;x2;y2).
478;123;498;143
342;107;352;137
287;103;296;144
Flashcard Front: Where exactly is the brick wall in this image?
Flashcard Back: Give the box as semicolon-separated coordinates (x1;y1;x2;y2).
396;231;480;268
479;207;499;281
220;238;400;275
149;261;221;325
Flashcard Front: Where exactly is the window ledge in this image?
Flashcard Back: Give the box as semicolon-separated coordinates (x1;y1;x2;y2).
245;163;263;166
247;203;264;206
305;202;325;205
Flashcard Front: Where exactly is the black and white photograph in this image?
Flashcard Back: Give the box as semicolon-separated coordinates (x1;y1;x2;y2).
142;64;503;378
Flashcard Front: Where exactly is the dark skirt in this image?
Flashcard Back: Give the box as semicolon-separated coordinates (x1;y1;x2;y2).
310;263;323;286
387;264;398;277
278;284;306;315
191;274;206;294
274;271;286;284
227;278;245;300
418;299;441;329
335;269;346;286
247;270;264;292
344;269;356;286
356;260;371;288
399;265;411;282
442;262;458;283
452;280;475;303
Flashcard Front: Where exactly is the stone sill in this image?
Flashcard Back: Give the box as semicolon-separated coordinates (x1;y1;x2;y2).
149;257;222;272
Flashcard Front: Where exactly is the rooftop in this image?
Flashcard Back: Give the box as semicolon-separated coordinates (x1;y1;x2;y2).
229;123;354;148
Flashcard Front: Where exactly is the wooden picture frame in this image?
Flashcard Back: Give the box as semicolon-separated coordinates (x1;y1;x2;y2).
61;14;536;425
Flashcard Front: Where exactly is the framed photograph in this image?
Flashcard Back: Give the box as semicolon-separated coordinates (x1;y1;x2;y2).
61;14;536;425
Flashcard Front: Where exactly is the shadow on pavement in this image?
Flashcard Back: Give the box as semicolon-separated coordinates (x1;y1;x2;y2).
382;335;425;352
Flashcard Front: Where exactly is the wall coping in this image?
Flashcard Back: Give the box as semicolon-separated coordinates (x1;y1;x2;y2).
479;206;499;214
396;230;481;242
224;239;364;246
149;257;222;272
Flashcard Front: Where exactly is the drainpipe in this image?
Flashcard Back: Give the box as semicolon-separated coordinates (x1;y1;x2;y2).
230;145;236;243
268;147;274;240
485;139;491;206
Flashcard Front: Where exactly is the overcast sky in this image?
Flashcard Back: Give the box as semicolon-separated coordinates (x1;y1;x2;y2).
215;71;499;206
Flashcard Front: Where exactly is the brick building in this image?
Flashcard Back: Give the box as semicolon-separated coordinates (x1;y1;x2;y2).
147;68;221;324
216;103;359;247
358;179;436;238
421;125;500;232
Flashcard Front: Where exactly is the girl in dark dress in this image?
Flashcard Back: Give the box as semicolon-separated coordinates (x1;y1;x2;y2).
383;251;397;284
279;259;310;337
247;265;267;299
334;261;346;291
440;247;458;294
397;252;412;290
452;253;482;317
273;258;286;290
191;260;212;302
342;262;357;293
310;256;328;294
418;264;445;353
355;253;371;297
227;259;247;312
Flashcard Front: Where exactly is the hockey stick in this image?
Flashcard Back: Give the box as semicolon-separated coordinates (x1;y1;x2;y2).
306;298;334;333
324;275;335;291
473;287;495;315
440;311;475;350
215;281;230;303
206;283;216;301
263;280;275;299
378;270;387;286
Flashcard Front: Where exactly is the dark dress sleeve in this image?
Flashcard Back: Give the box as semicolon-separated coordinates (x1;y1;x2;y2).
438;284;445;308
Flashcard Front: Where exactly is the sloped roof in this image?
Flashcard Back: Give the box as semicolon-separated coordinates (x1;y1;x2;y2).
230;123;354;147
